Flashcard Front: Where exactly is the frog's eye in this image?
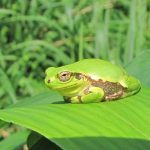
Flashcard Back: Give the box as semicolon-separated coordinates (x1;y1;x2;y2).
58;71;72;82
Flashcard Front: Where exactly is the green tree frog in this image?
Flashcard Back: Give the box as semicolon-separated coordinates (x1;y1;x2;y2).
45;59;141;103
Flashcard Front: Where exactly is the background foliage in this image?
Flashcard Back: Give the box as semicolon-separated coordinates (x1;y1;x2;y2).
0;0;150;149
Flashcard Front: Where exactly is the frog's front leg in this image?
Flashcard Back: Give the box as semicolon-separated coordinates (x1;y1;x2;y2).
70;87;104;103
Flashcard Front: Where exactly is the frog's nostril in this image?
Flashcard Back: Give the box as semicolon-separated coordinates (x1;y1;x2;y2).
47;79;51;83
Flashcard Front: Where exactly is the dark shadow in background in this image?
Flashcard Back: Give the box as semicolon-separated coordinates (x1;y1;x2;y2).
28;132;150;150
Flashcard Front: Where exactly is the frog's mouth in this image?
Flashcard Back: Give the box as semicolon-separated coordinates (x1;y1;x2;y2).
52;83;79;90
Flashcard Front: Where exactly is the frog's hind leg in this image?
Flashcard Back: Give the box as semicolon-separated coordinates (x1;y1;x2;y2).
80;87;105;103
123;75;141;97
69;87;105;103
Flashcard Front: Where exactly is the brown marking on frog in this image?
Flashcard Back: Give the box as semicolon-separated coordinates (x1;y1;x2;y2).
77;96;83;103
91;79;126;100
71;72;127;101
83;87;90;95
74;73;127;101
96;82;126;101
105;90;123;100
75;73;84;80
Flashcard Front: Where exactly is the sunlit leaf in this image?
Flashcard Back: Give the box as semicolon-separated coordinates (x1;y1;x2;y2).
0;87;150;149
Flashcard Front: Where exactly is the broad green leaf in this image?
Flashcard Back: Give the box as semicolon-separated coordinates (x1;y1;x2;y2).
0;87;150;149
0;130;29;150
125;50;150;86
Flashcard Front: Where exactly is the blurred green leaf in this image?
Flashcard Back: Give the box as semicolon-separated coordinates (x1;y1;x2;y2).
0;130;29;150
125;50;150;86
0;69;17;104
0;120;7;128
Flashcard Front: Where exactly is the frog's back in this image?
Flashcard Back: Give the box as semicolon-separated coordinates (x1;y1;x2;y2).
61;59;127;84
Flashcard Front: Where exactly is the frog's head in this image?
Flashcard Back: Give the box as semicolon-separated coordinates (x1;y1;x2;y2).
44;67;89;96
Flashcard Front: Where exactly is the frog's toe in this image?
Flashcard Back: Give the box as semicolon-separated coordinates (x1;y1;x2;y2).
70;96;82;103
